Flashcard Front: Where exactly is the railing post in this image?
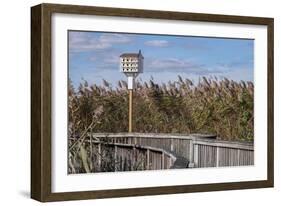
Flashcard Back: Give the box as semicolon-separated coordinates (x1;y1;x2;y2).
170;138;174;151
161;152;165;169
237;149;240;166
98;143;101;170
169;157;173;168
132;146;136;170
216;147;220;167
90;132;93;171
114;145;118;171
146;149;150;170
193;144;199;168
189;139;194;163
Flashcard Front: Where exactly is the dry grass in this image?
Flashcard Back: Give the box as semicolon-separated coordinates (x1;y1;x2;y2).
68;76;254;142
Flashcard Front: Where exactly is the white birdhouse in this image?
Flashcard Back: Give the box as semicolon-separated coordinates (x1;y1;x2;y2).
120;50;144;75
120;50;144;89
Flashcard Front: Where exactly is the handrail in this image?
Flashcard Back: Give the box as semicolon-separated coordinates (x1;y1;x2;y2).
69;137;186;169
90;133;254;150
79;138;177;161
71;133;254;169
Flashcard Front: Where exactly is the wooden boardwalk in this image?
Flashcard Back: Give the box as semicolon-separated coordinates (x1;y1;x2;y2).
83;133;254;171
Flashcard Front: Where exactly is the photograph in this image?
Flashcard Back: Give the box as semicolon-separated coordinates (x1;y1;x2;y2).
67;30;254;174
30;3;273;201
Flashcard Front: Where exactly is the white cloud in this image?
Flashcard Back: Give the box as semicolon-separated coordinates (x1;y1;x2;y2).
148;58;191;69
69;32;132;52
69;32;110;52
99;34;131;44
212;67;253;82
103;54;120;64
145;57;207;74
89;50;120;65
145;40;169;47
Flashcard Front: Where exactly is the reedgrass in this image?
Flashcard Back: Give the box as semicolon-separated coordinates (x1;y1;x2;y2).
69;76;254;142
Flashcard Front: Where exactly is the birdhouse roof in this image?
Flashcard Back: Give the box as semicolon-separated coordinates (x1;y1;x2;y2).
120;53;139;57
120;50;143;58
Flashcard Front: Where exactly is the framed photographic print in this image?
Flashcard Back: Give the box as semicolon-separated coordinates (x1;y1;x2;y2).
31;3;274;202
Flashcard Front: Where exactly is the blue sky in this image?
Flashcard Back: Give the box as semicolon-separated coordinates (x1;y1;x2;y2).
68;30;254;88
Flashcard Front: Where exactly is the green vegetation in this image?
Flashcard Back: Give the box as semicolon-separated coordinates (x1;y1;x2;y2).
69;76;254;142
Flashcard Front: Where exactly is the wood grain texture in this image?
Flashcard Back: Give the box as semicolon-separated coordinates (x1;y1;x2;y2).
73;133;254;170
31;4;42;201
267;20;274;187
31;3;52;202
31;3;274;202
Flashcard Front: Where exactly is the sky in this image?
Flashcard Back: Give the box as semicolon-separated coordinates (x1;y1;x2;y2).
68;30;254;89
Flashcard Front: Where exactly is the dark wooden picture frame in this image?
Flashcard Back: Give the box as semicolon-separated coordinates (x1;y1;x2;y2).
31;3;274;202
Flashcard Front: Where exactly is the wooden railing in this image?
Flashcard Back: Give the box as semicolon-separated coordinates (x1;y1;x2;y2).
89;133;254;168
78;139;178;171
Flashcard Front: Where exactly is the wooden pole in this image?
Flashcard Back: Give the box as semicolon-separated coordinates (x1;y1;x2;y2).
128;89;133;133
